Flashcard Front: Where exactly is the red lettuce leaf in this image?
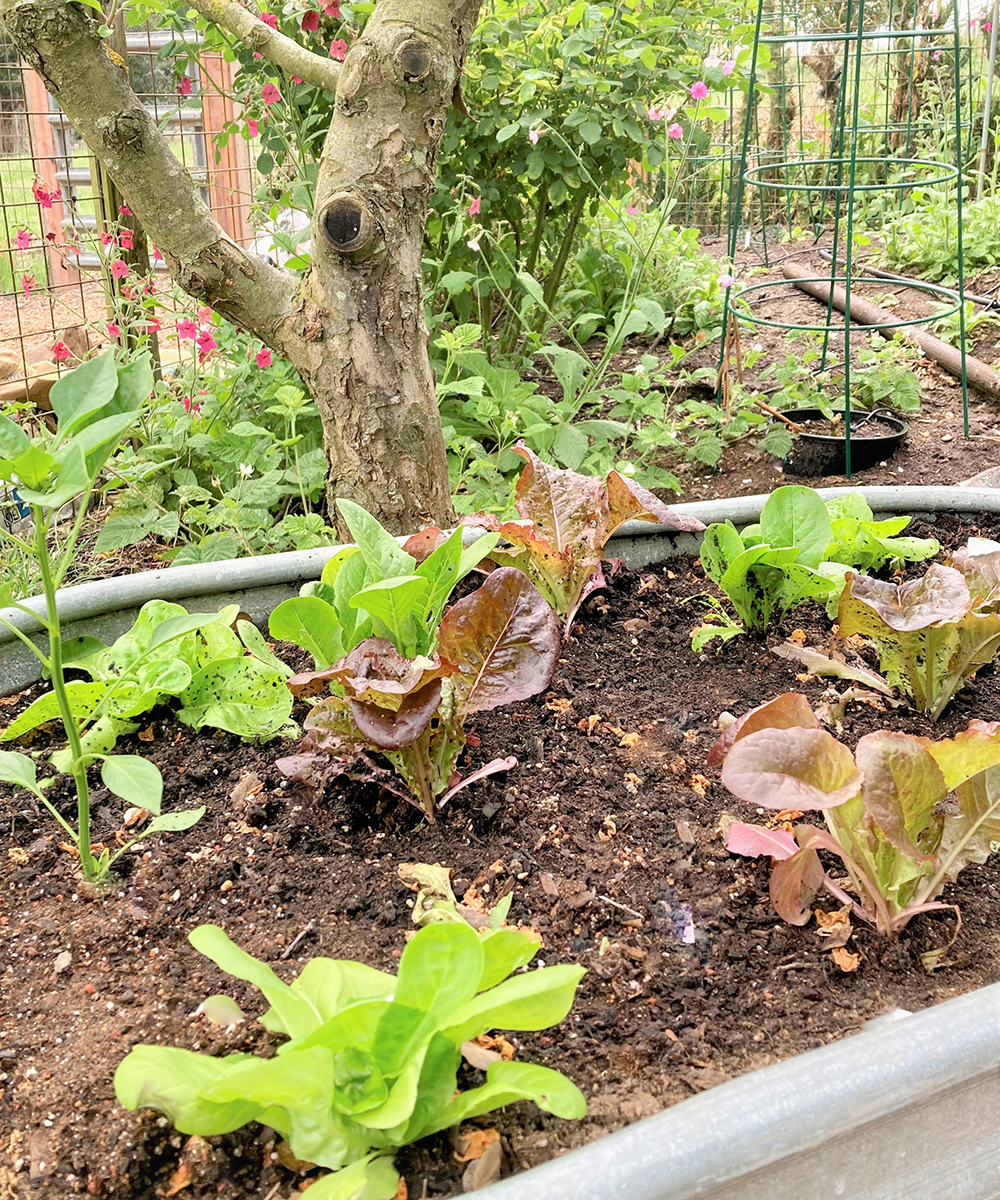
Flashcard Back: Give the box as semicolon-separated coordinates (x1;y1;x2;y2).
726;821;798;860
437;567;559;715
855;730;946;861
769;846;824;925
348;680;443;750
844;564;970;632
327;638;452;711
707;691;819;767
721;725;863;811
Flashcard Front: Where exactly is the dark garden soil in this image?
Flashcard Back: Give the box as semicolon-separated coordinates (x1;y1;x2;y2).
3;513;1000;1198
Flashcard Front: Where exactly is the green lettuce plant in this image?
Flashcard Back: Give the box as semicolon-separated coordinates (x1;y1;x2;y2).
822;492;938;571
838;552;1000;720
269;499;500;668
114;919;586;1199
0;353;203;883
279;568;559;819
716;692;1000;936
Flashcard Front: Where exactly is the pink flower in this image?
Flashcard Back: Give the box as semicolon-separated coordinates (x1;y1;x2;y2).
106;322;121;339
325;0;340;14
32;180;59;208
690;80;709;100
178;75;193;96
625;205;639;216
528;128;540;144
247;119;259;138
100;231;115;248
468;196;481;216
704;54;721;68
933;48;943;59
197;330;217;355
110;259;129;279
329;38;347;60
119;228;134;250
182;396;201;415
717;273;735;289
261;83;281;105
152;246;163;262
301;9;319;30
721;59;736;75
255;347;273;369
198;306;213;325
176;318;198;340
986;20;993;31
648;106;664;121
144;319;162;333
667;122;683;139
52;341;71;362
15;229;30;251
260;11;278;26
291;75;303;83
21;274;34;298
119;204;132;217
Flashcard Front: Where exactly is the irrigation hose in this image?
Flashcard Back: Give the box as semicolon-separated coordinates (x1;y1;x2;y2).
816;249;1000;309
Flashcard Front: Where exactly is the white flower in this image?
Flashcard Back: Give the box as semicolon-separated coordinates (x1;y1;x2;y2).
239;463;254;479
467;237;481;252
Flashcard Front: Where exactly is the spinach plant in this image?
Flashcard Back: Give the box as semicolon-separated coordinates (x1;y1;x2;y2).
269;499;499;668
279;568;559;819
468;443;704;633
0;353;203;883
115;920;586;1199
838;554;1000;720
700;486;846;632
716;693;1000;936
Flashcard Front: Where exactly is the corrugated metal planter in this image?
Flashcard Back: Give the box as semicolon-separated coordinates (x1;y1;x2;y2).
2;484;1000;1199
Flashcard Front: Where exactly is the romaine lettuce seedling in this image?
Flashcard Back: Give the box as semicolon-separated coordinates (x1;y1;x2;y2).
716;692;1000;935
838;554;1000;720
114;920;586;1199
269;499;499;667
278;568;560;818
468;443;704;633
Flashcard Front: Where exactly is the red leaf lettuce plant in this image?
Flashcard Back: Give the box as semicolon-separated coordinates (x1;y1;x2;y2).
278;568;559;820
468;443;704;632
838;542;1000;720
716;693;1000;935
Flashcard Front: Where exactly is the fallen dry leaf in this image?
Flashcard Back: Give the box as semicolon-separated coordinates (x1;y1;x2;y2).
795;672;812;682
462;1138;503;1191
689;773;710;798
7;847;29;866
58;841;79;858
788;628;807;646
545;697;573;715
539;873;559;899
599;815;618;839
123;806;150;828
578;713;603;735
830;946;861;972
667;755;687;777
394;1180;408;1200
683;729;698;744
229;771;264;808
636;575;657;594
619;731;641;748
815;905;853;948
454;1127;500;1164
622;773;642;796
137;725;155;742
163;1162;191;1197
477;1033;515;1060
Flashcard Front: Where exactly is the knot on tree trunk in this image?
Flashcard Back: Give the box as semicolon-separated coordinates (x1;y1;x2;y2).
321;193;380;258
101;110;146;154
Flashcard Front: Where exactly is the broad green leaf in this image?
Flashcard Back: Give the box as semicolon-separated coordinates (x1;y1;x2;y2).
478;928;539;991
2;681;110;741
269;596;345;670
441;964;585;1046
148;611;231;650
189;924;321;1039
178;657;295;737
237;619;294;678
291;959;396;1022
114;1046;264;1135
304;1156;400;1200
336;499;414;581
101;755;163;814
353;1043;427;1129
8;444;54;490
759;485;832;568
144;807;206;834
18;443;90;509
0;750;42;796
0;415;30;460
349;576;429;658
699;521;744;585
856;731;947;857
48;351;118;438
108;353;154;415
420;1060;586;1137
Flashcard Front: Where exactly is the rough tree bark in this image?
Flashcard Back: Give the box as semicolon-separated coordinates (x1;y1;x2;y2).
1;0;476;532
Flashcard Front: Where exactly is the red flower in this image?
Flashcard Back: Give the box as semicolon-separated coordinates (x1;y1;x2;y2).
21;274;34;298
196;330;217;355
325;0;340;15
32;180;60;208
255;347;273;369
182;396;201;415
15;229;30;251
468;196;481;216
176;318;198;340
144;319;162;334
110;259;129;279
106;322;122;339
260;11;278;26
247;119;259;138
100;231;115;248
261;83;281;105
119;204;133;217
52;341;72;362
329;38;347;60
119;228;134;250
301;10;319;30
178;75;193;96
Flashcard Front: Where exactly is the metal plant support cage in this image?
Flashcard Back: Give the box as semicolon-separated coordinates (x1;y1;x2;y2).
720;0;974;475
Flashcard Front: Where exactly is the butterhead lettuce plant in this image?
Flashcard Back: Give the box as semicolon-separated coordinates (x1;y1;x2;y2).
468;443;704;633
717;693;1000;935
114;920;585;1199
278;567;560;818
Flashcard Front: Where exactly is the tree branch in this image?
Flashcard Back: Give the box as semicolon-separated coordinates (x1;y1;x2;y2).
185;0;341;92
2;0;299;345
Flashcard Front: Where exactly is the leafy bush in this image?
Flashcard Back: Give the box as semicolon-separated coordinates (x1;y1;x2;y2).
875;187;1000;283
279;567;560;818
468;443;704;631
115;920;585;1199
718;693;1000;936
838;549;1000;721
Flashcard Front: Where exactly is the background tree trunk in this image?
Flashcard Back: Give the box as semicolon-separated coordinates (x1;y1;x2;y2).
2;0;473;533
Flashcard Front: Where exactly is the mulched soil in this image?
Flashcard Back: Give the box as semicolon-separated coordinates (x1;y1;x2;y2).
3;512;1000;1199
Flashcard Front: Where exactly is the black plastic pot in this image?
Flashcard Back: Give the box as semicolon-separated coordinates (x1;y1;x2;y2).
780;407;908;476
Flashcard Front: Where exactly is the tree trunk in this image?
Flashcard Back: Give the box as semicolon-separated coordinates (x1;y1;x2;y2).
2;0;471;533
